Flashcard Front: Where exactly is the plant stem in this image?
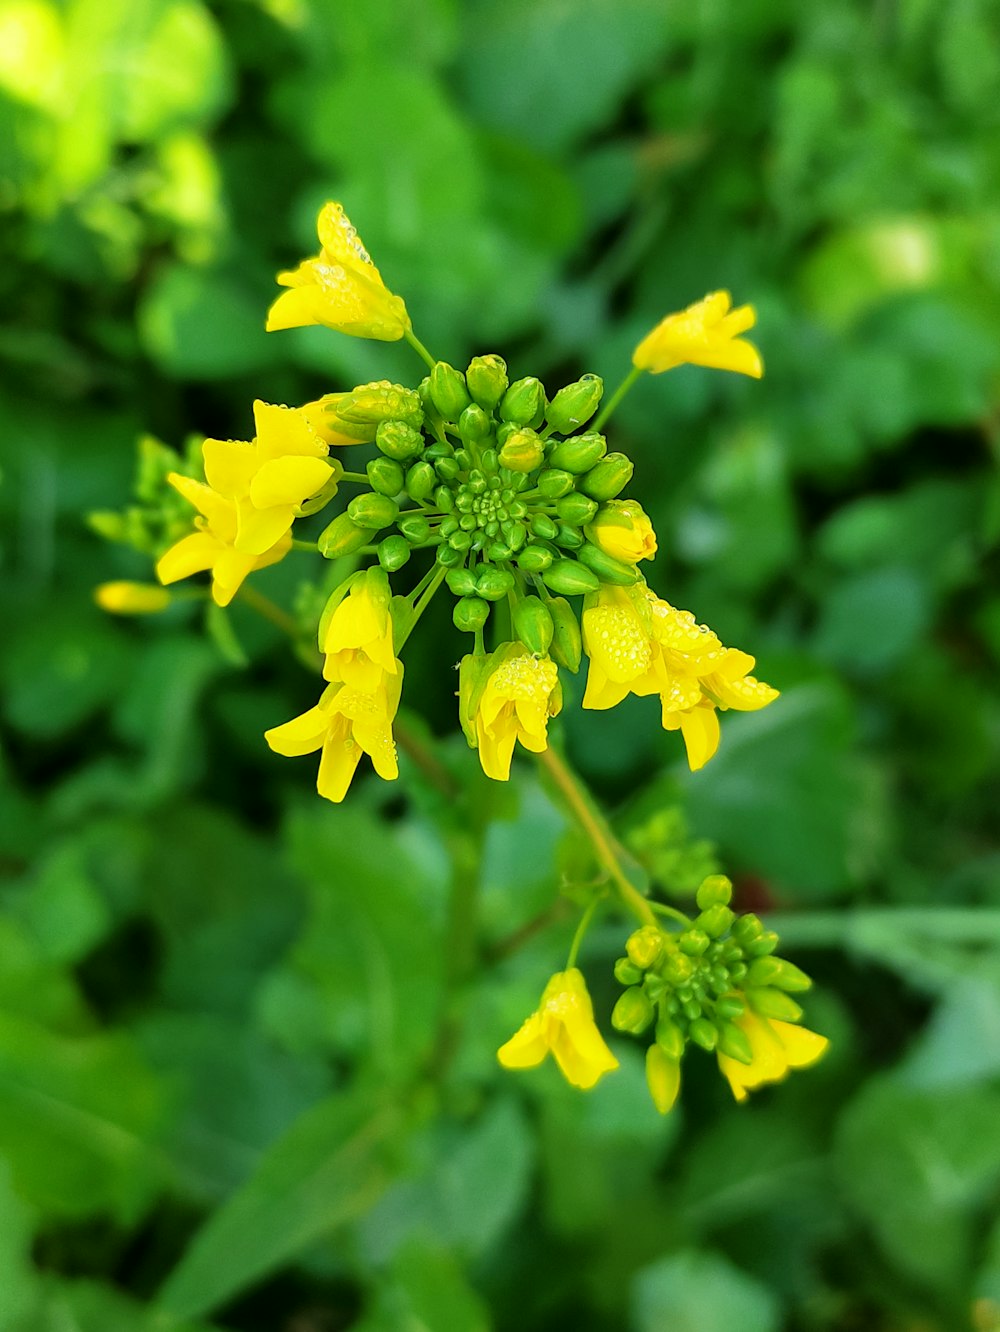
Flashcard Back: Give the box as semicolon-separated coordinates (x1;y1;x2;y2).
650;901;694;929
237;584;298;637
404;328;437;371
592;364;643;433
567;895;604;968
537;746;656;927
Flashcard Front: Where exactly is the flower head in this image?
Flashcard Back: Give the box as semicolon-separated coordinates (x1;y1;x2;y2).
320;568;398;693
633;290;762;378
498;968;619;1090
717;1008;829;1103
266;202;411;341
463;643;562;781
585;500;658;564
265;669;403;804
156;474;291;607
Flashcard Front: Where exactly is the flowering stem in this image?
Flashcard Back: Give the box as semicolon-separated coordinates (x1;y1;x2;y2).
593;364;643;433
291;539;318;551
650;901;694;929
339;471;369;484
237;584;298;637
566;894;604;968
404;329;437;371
537;746;657;928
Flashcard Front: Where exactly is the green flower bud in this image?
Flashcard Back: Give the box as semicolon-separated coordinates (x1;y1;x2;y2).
423;440;453;460
541;560;601;596
689;1017;718;1051
537;469;575;500
319;513;375;558
428;362;471;421
376;419;424;461
614;957;643;986
435;544;462;568
696;875;733;911
446;568;478;596
434;485;456;513
499;429;545;473
579;452;634;501
476;567;515;601
555;492;600;526
548;431;608;475
717;1021;753;1064
377;535;411;572
530;513;559;541
517;546;553;573
513;595;554;654
696;904;735;939
339;382;423;429
679;929;710;957
655;1015;686;1061
715;993;746;1022
554;524;585;551
347;493;398;529
731;913;763;947
663;951;694;986
449;530;472;552
747;957;813;992
646;1044;681;1114
576;543;640;586
487;540;513;561
545;374;603;435
466;354;508;410
745;930;780;958
367;457;405;496
459;403;491;443
746;987;804;1022
681;995;702;1022
499;376;545;425
453;597;490;632
612;986;654;1035
547;596;582;673
435;457;461;483
398;514;431;543
406;461;436;502
626;925;663;970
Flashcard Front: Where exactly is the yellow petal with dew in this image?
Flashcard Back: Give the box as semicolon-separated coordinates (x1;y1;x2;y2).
249;455;332;509
202;438;257;500
497;1013;549;1070
156;531;219;585
264;705;330;757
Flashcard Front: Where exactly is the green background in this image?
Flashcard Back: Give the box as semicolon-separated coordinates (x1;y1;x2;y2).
2;0;1000;1328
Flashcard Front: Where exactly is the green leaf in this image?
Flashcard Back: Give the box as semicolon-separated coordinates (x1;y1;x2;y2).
138;264;277;379
812;566;931;676
355;1239;490;1332
0;1159;40;1332
157;1090;406;1319
631;1249;781;1332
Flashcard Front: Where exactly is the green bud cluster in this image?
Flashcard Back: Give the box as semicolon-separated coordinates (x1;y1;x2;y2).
611;875;814;1068
316;356;642;660
88;434;205;557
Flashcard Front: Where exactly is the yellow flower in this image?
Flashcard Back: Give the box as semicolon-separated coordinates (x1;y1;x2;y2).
585;500;658;564
202;400;336;555
633;290;763;378
264;669;403;804
717;1009;829;1103
157;474;290;607
498;968;619;1090
94;582;171;614
466;643;562;781
266;202;411;341
581;584;778;771
320;568;398;694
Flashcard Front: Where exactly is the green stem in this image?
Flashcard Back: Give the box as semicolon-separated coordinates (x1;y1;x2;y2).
339;471;370;484
567;895;604;968
650;901;694;929
592;364;643;433
537;746;656;927
404;328;437;371
237;584;298;637
291;538;318;551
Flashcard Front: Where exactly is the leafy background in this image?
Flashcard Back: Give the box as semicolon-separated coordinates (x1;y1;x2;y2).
2;0;1000;1328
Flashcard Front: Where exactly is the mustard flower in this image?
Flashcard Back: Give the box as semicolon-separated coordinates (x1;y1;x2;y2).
320;568;398;694
716;1009;829;1103
266;202;411;341
463;643;562;781
633;290;763;378
585;500;658;564
498;968;619;1090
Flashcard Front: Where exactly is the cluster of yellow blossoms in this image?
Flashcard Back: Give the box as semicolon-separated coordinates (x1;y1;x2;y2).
95;202;827;1110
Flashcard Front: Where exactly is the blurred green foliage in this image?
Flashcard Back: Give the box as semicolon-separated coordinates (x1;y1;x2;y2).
1;0;1000;1328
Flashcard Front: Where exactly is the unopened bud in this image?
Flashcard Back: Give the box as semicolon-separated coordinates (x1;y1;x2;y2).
612;986;654;1034
367;457;405;496
398;514;431;543
555;492;600;526
679;929;710;957
717;1021;753;1064
614;957;643;986
319;513;375;558
537;469;575;500
646;1044;681;1114
428;363;471;421
577;543;640;587
378;536;411;572
513;595;554;654
517;546;553;574
459;403;491;443
626;925;663;971
499;376;545;426
475;567;515;601
499;429;544;472
453;597;490;632
547;597;582;673
696;875;733;911
579;452;634;501
585;500;657;564
347;493;398;529
338;381;423;429
95;582;171;615
548;431;607;475
541;560;601;597
655;1014;686;1060
406;462;436;502
696;904;735;939
466;354;509;410
746;987;804;1022
689;1017;718;1051
545;374;603;435
458;651;491;746
376;419;424;461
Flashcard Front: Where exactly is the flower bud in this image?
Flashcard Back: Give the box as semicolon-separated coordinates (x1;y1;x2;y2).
458;651;491;746
530;514;559;541
446;568;478;597
545;374;603;434
378;536;411;571
548;431;607;475
585;500;657;564
731;912;763;946
746;987;804;1022
626;925;663;970
576;543;640;586
537;469;575;500
646;1044;681;1114
579;452;634;501
745;930;780;957
499;376;545;425
459;403;491;443
499;429;545;473
375;419;423;460
612;986;654;1034
715;993;746;1021
347;493;398;529
679;929;710;957
541;560;601;596
513;595;554;654
717;1021;753;1064
689;1017;718;1051
696;904;735;939
517;546;553;574
554;524;585;550
747;957;813;992
428;362;471;421
555;493;600;526
406;462;436;502
655;1014;686;1060
319;513;375;558
476;567;515;601
454;597;490;632
614;957;643;986
367;457;404;496
298;393;373;444
338;381;423;429
398;514;431;543
466;354;508;410
696;875;733;911
95;582;171;614
547;597;582;673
